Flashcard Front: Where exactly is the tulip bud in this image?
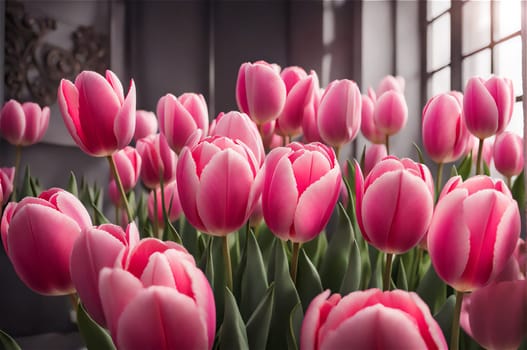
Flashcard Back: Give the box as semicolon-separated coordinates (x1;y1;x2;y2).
0;100;50;146
493;131;524;178
136;134;177;190
134;110;158;142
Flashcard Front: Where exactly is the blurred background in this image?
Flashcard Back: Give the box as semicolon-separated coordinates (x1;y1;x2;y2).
0;0;525;348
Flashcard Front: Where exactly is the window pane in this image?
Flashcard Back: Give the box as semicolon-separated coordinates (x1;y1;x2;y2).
462;49;491;89
427;0;451;21
462;0;490;55
428;66;451;99
505;101;524;137
427;13;451;71
494;36;523;96
494;0;521;41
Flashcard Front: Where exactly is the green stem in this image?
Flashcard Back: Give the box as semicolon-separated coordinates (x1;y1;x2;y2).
290;241;301;284
451;290;465;350
107;156;134;223
153;189;160;238
334;145;341;161
383;253;394;291
435;162;444;198
476;138;484;175
385;135;390;155
412;247;424;290
222;235;233;291
12;145;21;201
506;176;511;189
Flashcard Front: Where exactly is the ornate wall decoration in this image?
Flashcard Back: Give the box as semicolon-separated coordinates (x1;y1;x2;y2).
4;0;109;106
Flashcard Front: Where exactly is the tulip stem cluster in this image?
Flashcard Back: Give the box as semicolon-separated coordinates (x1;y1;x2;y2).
450;290;465;350
107;156;134;223
290;241;301;284
383;253;394;291
435;162;444;197
222;235;233;291
476;138;484;175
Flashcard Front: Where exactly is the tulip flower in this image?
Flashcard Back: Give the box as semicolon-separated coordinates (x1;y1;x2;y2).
317;79;362;151
134;110;158;142
136;134;177;190
377;75;405;95
493;131;523;182
58;70;136;157
99;239;215;349
363;144;387;176
236;61;287;125
280;66;308;92
0;100;50;146
360;90;385;144
209;111;265;165
302;88;323;143
108;146;142;206
148;180;182;229
157;93;209;154
373;90;408;153
301;289;447;350
70;223;140;326
0;167;14;205
260;120;284;150
1;188;92;295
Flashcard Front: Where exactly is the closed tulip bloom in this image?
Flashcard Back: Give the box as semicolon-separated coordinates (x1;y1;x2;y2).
377;75;405;95
177;136;262;236
317;79;362;147
148;180;182;228
70;223;139;326
301;289;447;350
0;167;14;205
463;76;514;139
281;66;308;92
422;92;470;164
58;70;136;156
99;240;215;349
134;110;158;142
157;93;209;154
493;131;524;178
111;146;142;191
302;88;323;143
0;100;50;146
373;90;408;136
2;188;92;295
428;175;520;291
136;134;177;190
209;111;265;165
360;91;385;144
355;156;434;253
236;61;287;124
262;142;341;243
363;144;387;176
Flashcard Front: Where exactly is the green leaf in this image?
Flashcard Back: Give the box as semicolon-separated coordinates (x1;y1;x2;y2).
320;203;353;291
302;233;327;268
483;161;491;176
296;248;323;313
77;302;116;350
395;256;408;291
450;165;459;178
512;171;525;212
340;239;362;294
199;236;226;329
67;172;79;197
286;303;303;350
219;288;249;350
412;142;425;164
90;203;110;225
257;225;277;267
246;284;275;350
0;329;21;350
180;216;201;261
359;145;366;171
162;219;182;244
433;295;456;344
267;241;301;350
457;153;472;180
20;166;38;198
416;262;447;314
368;247;384;289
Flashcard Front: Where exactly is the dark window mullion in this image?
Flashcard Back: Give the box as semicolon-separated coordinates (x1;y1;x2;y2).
451;0;462;91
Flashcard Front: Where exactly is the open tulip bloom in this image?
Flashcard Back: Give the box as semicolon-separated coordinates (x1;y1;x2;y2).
1;65;527;350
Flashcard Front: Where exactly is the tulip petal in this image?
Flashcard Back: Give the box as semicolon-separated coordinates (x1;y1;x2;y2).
58;79;89;152
463;78;499;138
114;80;136;149
106;70;125;105
491;201;521;281
236;63;249;114
20;103;42;145
53;191;92;229
177;148;207;232
0;100;25;144
300;290;332;350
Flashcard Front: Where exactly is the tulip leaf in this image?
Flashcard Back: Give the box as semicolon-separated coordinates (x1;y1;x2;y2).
136;193;152;238
162;220;182;244
246;283;275;350
359;145;366;172
320;203;353;292
368;247;384;289
219;288;249;350
512;171;525;213
76;302;116;350
67;172;79;197
395;256;409;291
180;216;201;260
433;295;456;344
457;154;472;180
302;233;327;268
239;230;269;321
416;261;447;314
0;329;21;350
483;161;490;176
286;303;303;350
257;225;277;267
267;241;301;350
90;203;110;225
20;165;38;199
450;165;459;178
412;142;425;164
296;248;323;313
340;239;362;294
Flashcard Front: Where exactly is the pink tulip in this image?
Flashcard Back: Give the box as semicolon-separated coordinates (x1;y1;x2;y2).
236;61;287;124
148;180;182;228
281;66;308;92
99;239;215;349
177;136;262;235
1;202;16;254
355;156;434;253
276;71;317;137
428;175;520;291
0;100;50;146
157;93;209;154
493;131;524;178
70;223;139;326
108;146;142;206
363;144;388;176
466;135;494;166
260;120;284;150
136;134;177;190
209;111;265;165
0;167;14;205
2;188;92;295
463;76;514;139
301;289;447;350
134;110;158;142
302;88;323;143
360;91;385;144
422;92;470;164
377;75;405;95
58;70;136;156
317;79;362;147
373;90;408;136
262;142;341;242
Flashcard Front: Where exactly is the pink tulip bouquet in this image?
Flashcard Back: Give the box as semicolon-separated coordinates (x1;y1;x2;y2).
0;64;525;350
